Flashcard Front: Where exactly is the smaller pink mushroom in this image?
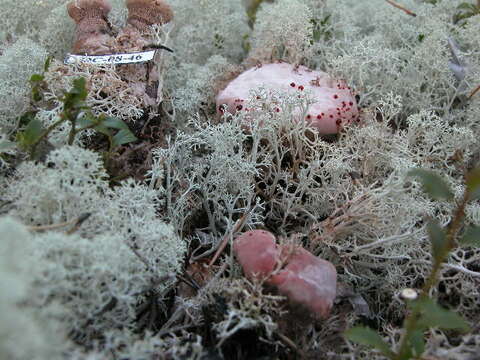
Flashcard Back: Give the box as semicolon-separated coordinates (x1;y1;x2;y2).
268;247;337;319
233;230;337;318
233;230;279;280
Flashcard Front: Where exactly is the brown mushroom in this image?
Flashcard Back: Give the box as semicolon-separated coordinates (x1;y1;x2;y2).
126;0;173;30
67;0;114;55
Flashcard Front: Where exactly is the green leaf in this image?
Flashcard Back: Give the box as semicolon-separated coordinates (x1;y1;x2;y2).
408;169;454;201
30;74;45;102
112;129;137;148
44;56;52;72
30;74;44;82
466;167;480;200
18;111;37;127
460;225;480;247
416;298;470;331
0;140;16;152
408;330;425;357
345;327;395;358
72;77;88;97
18;118;44;146
77;113;97;129
457;3;478;12
426;220;448;261
102;117;130;131
63;77;88;110
93;123;113;138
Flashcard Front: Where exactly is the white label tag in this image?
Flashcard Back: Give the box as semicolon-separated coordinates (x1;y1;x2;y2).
64;50;156;65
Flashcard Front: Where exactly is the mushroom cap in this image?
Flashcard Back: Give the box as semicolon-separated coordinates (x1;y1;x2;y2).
67;0;112;24
233;230;279;280
216;62;359;135
268;248;337;318
126;0;173;27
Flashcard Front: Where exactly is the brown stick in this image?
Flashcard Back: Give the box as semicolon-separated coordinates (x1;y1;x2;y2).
28;213;91;234
385;0;417;17
468;85;480;100
208;208;252;268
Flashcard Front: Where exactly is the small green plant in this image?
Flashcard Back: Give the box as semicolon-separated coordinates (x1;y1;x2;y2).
454;0;480;23
15;61;137;160
246;0;272;28
345;167;480;359
309;15;332;44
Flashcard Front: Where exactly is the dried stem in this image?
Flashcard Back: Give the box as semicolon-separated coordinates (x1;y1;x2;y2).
28;212;91;234
385;0;417;17
208;207;253;267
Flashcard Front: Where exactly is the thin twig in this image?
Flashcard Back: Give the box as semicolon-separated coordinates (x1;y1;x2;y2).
66;212;92;234
208;208;253;267
27;212;91;233
468;85;480;100
352;229;423;253
276;332;306;358
156;324;196;338
385;0;417;17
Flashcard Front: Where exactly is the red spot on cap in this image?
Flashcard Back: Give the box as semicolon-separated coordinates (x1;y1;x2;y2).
298;85;304;91
317;114;322;120
236;104;243;111
290;82;296;87
333;94;339;99
306;114;312;119
349;101;353;106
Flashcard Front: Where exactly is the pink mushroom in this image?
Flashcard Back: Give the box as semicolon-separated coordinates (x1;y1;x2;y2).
233;230;337;318
233;230;279;280
67;0;114;55
268;247;337;318
216;62;359;135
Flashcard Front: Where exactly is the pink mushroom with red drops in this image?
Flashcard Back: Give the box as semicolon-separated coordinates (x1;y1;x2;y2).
233;229;337;319
216;62;359;135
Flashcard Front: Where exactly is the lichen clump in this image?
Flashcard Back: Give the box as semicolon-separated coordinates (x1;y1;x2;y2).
1;0;480;359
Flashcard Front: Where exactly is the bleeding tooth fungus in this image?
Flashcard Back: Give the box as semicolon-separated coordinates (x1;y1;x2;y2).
216;62;359;135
